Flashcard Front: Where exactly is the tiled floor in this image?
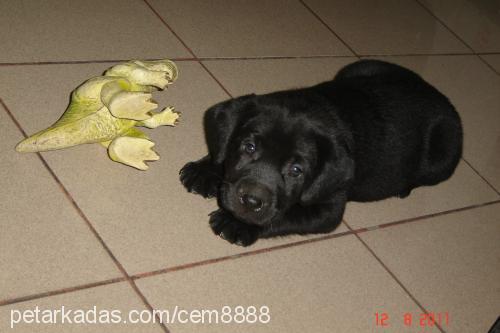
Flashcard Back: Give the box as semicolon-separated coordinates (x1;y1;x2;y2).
0;1;499;332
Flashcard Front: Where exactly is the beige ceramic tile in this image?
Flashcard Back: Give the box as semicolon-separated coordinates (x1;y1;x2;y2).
0;61;346;276
0;108;120;300
344;161;498;228
137;235;439;333
481;54;500;74
0;282;163;333
369;55;500;192
0;0;190;63
420;0;500;53
202;57;357;96
360;203;500;333
304;0;469;55
148;0;353;57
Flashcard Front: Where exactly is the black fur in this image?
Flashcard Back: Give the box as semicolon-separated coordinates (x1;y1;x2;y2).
180;60;463;246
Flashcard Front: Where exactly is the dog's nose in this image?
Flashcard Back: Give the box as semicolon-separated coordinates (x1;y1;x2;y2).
240;193;263;211
236;179;272;214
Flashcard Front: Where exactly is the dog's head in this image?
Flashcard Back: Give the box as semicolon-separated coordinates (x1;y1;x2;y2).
204;93;353;226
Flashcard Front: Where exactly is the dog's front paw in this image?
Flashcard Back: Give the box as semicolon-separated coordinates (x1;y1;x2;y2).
209;209;259;246
179;157;220;198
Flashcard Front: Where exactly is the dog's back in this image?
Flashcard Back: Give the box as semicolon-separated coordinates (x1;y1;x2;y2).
317;60;463;201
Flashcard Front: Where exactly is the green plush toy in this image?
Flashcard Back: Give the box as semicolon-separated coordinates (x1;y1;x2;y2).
15;59;179;170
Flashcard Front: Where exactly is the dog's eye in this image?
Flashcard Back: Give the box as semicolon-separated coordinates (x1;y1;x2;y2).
243;142;256;154
289;164;303;177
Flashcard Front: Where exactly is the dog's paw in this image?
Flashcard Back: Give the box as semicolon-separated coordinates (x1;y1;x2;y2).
179;158;220;198
209;209;259;246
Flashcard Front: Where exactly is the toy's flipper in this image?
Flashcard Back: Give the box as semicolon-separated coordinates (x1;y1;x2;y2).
140;107;180;129
106;91;158;121
107;135;158;171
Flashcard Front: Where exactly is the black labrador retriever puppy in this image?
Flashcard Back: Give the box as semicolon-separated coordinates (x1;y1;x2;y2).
180;60;463;246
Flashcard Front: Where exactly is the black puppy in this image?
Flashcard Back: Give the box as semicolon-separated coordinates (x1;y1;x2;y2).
180;60;463;246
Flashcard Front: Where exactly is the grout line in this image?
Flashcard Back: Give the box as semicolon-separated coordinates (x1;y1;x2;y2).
1;194;498;307
414;0;500;77
198;53;497;59
142;0;233;99
298;0;359;57
0;278;126;307
0;55;348;67
195;55;355;61
0;99;29;137
0;58;191;67
346;220;447;333
414;0;474;53
197;61;234;97
2;53;499;67
299;0;496;84
357;52;471;58
129;199;500;281
0;231;355;308
142;0;197;59
476;56;500;76
461;158;500;196
372;199;500;230
478;54;500;76
127;279;170;332
0;99;170;333
130;230;356;280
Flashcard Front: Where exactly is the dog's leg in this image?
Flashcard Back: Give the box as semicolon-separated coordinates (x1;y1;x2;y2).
209;209;261;246
179;155;222;198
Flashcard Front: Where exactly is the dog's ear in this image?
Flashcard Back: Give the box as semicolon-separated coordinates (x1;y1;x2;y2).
203;94;256;165
300;135;354;205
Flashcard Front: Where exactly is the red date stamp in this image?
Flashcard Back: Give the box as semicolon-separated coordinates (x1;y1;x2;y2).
375;312;449;328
